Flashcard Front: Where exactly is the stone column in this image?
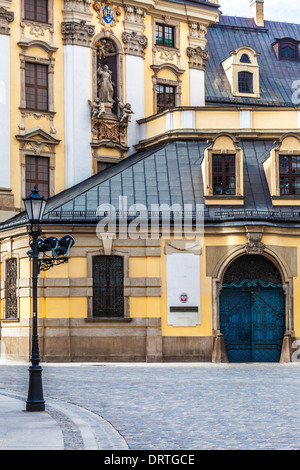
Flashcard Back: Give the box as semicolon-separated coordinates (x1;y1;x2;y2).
62;0;95;188
187;22;209;107
122;6;148;155
0;3;14;218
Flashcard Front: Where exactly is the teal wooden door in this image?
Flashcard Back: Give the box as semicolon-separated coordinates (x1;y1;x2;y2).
220;281;285;363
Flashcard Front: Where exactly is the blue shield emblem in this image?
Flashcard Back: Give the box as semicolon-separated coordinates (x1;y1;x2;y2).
103;6;113;24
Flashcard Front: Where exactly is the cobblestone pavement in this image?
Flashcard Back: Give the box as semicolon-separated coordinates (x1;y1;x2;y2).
1;362;300;450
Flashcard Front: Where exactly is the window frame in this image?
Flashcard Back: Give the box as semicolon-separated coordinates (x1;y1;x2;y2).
86;249;130;320
25;62;49;112
212;154;236;196
24;0;48;24
92;255;124;318
25;154;50;200
279;154;300;196
238;71;254;94
155;23;175;48
156;83;176;113
278;39;299;62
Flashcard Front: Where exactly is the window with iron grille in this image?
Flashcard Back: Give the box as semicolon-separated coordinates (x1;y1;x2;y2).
238;71;253;94
25;62;48;111
156;84;175;113
25;155;49;199
5;258;18;319
92;256;124;318
24;0;48;23
155;24;175;48
279;155;300;195
212;154;236;196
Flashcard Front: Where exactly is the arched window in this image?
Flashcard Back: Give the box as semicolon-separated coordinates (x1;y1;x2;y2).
238;71;253;94
240;53;251;63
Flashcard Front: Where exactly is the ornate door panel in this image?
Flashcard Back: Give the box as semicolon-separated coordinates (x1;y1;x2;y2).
220;283;285;363
251;288;285;362
220;288;252;362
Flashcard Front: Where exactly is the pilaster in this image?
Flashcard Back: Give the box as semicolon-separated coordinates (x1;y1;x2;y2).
122;6;148;154
187;23;209;107
0;1;14;219
62;0;95;187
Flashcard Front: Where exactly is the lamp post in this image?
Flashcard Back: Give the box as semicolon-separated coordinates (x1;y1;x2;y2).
23;187;46;412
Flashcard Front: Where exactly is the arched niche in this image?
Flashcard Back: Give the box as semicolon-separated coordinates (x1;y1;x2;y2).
91;33;124;116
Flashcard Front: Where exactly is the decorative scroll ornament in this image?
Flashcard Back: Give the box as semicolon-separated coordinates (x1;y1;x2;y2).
93;0;121;29
186;46;209;71
0;6;14;35
122;31;148;58
61;20;95;46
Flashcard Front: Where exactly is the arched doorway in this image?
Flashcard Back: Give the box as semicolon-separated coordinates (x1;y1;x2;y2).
219;255;286;362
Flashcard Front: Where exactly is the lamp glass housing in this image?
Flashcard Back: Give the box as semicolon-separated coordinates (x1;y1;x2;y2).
23;187;47;224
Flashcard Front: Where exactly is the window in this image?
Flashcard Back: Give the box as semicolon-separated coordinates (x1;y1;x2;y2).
279;155;300;195
281;46;295;59
240;54;251;63
92;255;124;318
212;155;236;195
97;161;113;173
25;155;49;199
155;24;175;48
25;63;48;111
238;71;253;94
24;0;48;23
156;84;175;113
5;259;18;319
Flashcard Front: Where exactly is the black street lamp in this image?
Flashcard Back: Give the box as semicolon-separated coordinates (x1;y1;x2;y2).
23;187;75;412
23;186;46;412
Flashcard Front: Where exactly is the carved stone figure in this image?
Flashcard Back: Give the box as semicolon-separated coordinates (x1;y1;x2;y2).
118;100;134;123
89;97;105;121
97;64;114;103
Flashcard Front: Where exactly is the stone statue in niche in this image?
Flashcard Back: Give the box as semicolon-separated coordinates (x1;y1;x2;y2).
118;100;134;123
97;64;114;104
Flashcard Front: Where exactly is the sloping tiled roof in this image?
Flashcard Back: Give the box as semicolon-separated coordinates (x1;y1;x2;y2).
205;15;300;106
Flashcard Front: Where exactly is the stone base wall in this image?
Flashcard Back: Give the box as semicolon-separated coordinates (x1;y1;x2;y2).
0;317;214;363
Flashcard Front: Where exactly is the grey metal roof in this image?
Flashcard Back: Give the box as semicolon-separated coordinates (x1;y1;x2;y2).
205;15;300;106
42;140;300;225
2;140;300;230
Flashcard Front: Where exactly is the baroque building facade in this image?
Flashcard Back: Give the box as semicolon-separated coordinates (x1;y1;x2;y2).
1;0;300;363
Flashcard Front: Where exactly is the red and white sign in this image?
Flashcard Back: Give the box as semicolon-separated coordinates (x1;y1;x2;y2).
180;293;188;303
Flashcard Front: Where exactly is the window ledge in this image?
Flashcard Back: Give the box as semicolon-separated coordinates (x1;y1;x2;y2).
19;107;55;117
204;195;244;205
1;318;20;323
272;195;300;199
272;196;300;206
85;317;132;322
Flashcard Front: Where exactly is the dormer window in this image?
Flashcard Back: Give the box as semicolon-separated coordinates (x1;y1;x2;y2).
221;46;260;98
272;38;299;62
